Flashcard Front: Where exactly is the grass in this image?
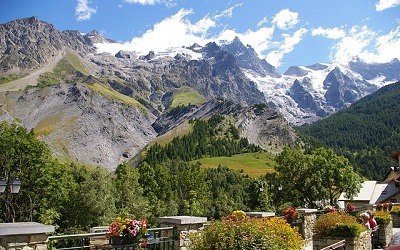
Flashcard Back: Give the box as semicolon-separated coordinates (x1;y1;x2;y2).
33;113;62;136
88;83;147;112
170;86;207;108
193;152;277;177
37;52;88;86
0;73;28;85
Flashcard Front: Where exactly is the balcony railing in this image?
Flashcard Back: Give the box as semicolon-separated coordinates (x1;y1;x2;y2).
48;227;176;250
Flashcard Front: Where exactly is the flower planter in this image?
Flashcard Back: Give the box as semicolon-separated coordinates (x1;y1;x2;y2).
313;231;371;250
110;236;137;245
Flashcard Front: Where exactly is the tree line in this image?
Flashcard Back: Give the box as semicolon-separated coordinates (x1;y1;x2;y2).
0;119;363;234
297;81;400;180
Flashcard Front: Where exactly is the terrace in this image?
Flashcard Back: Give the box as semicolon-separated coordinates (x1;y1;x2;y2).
2;208;397;250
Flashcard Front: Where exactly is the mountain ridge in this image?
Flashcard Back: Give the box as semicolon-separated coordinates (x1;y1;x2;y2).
0;17;296;169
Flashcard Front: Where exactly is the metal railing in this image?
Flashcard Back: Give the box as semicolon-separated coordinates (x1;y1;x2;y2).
48;227;176;250
320;239;346;250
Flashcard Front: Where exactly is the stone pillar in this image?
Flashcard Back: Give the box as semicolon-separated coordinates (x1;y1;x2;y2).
158;216;207;250
297;208;318;243
376;220;393;248
0;222;55;250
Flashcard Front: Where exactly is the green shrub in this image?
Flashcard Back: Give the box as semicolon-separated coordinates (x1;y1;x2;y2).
390;205;400;216
375;210;392;225
190;214;304;250
327;223;366;238
314;212;366;238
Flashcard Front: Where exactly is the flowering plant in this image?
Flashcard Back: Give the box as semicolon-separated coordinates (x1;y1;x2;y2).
224;210;247;221
323;205;336;213
283;207;297;220
106;217;148;247
376;202;392;211
345;203;356;213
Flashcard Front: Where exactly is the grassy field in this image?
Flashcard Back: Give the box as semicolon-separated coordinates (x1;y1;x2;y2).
37;52;88;86
170;86;207;108
193;152;277;177
88;83;147;112
0;73;28;85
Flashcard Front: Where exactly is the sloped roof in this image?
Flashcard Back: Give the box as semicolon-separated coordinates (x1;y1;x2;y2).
339;181;377;201
339;180;399;204
370;182;396;204
381;167;400;183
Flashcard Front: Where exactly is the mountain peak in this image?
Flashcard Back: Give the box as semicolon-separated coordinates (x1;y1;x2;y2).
84;30;117;45
221;38;280;77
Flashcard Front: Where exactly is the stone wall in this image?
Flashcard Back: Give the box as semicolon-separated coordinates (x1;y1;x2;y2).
1;234;49;250
313;231;371;250
376;221;393;248
158;216;207;250
0;222;54;250
297;209;318;243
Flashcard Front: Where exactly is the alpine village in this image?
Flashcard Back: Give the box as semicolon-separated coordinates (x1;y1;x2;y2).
1;16;400;250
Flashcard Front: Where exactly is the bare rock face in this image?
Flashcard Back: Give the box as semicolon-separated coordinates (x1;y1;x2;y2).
153;100;298;153
235;105;298;153
0;17;298;169
0;17;64;71
0;16;94;73
0;83;157;170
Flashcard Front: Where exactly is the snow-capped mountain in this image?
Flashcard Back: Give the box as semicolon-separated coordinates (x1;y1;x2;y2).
220;38;400;125
94;35;400;125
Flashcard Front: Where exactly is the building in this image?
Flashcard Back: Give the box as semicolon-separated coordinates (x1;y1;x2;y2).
338;150;400;209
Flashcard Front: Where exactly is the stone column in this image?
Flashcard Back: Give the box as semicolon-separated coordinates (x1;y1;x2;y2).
297;208;318;242
376;220;393;248
0;222;55;250
158;216;207;250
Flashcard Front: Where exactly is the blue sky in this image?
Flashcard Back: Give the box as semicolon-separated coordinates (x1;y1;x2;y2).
1;0;399;72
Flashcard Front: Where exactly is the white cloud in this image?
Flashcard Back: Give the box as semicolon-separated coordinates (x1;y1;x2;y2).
257;17;268;27
272;9;299;30
75;0;96;21
124;0;160;5
214;4;243;20
95;8;306;68
330;25;400;64
96;9;215;55
311;27;346;39
123;0;177;7
266;28;308;67
331;26;375;64
376;0;400;11
372;26;400;61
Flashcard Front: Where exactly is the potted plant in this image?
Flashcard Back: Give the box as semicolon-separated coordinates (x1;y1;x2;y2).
345;203;356;215
283;207;297;223
106;217;148;248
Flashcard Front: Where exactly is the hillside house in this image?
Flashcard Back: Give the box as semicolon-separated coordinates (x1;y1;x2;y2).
338;150;400;209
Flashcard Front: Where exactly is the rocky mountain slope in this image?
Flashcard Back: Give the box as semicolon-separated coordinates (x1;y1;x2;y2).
0;17;296;170
0;83;158;168
1;16;398;169
223;39;400;125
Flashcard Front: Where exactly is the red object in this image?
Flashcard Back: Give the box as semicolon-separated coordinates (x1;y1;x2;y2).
369;218;377;229
141;241;148;247
385;245;400;250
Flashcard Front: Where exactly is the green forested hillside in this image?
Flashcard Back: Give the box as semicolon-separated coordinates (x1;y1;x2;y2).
297;81;400;180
